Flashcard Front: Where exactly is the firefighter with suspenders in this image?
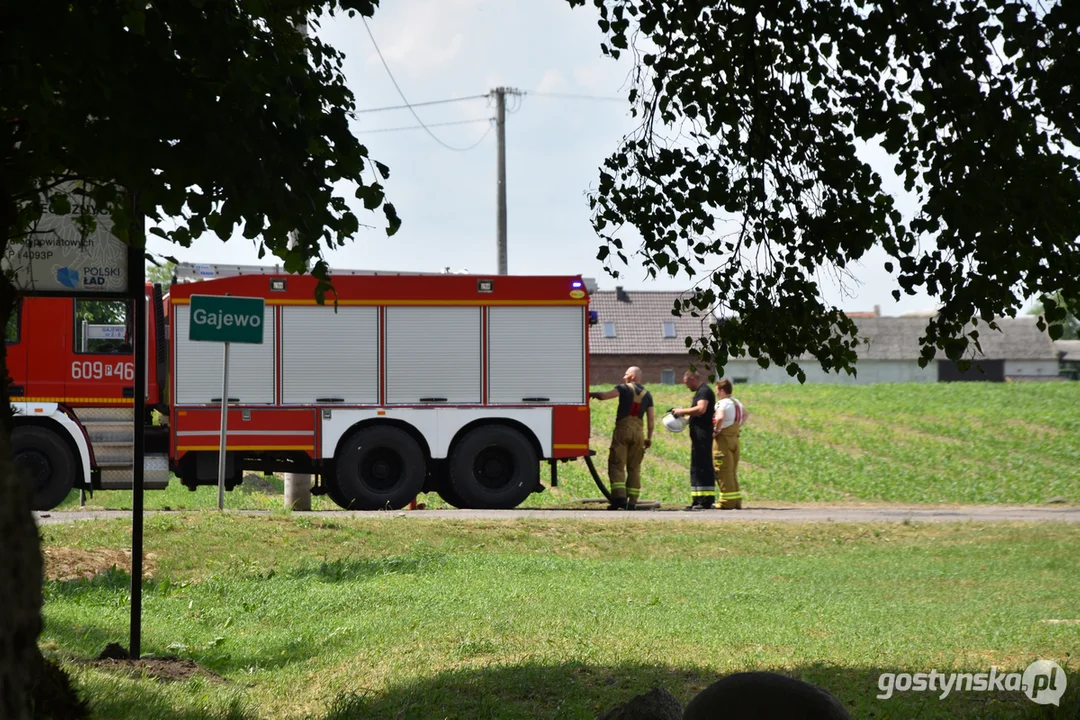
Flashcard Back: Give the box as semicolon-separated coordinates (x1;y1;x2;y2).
713;378;749;509
590;366;655;510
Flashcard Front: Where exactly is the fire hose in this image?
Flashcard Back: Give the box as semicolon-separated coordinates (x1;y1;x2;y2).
583;453;612;501
579;447;663;510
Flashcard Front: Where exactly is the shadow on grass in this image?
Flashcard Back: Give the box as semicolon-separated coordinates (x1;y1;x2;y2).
319;661;1080;720
288;553;446;583
69;666;254;720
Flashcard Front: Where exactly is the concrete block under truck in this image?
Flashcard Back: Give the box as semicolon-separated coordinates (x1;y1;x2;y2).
10;263;599;511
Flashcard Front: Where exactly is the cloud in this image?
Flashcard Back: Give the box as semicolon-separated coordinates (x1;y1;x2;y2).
536;69;566;93
572;58;621;93
365;0;486;75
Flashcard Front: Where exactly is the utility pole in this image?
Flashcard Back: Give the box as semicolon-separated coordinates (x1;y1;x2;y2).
284;14;312;512
493;87;521;276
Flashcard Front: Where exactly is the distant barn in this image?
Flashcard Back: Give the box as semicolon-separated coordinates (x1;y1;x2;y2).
1056;339;1080;380
588;289;1063;385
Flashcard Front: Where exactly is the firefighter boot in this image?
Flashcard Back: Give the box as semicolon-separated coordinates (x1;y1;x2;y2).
607;497;628;510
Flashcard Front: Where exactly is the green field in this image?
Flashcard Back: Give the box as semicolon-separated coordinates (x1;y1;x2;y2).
57;382;1080;512
41;515;1080;719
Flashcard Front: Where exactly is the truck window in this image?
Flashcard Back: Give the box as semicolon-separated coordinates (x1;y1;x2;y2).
4;301;19;344
74;299;132;353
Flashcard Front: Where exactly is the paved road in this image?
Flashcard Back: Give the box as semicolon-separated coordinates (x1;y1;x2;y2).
33;504;1080;525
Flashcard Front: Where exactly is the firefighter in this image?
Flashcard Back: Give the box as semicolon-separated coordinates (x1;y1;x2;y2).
590;366;655;510
671;370;716;509
713;378;748;509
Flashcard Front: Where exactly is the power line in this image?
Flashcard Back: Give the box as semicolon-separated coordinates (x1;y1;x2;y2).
355;90;626;117
355;95;489;114
361;18;490;152
358;117;494;150
356;117;492;134
526;91;625;101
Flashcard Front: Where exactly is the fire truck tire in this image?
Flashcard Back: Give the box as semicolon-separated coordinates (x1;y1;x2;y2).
449;426;538;509
13;426;76;511
335;426;426;511
323;477;357;510
435;482;467;509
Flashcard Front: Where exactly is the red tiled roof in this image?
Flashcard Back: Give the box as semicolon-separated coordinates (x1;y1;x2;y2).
589;290;718;355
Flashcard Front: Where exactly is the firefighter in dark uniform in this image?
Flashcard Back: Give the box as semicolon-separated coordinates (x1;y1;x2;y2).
590;366;655;510
671;370;716;509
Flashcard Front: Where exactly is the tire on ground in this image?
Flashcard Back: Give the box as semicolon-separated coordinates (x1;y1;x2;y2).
426;460;465;508
14;426;76;511
449;425;538;510
323;475;357;510
335;426;426;511
436;484;468;509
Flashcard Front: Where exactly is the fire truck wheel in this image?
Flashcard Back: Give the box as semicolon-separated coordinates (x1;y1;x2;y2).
13;426;76;511
449;426;538;509
323;477;357;510
435;482;467;509
335;426;426;510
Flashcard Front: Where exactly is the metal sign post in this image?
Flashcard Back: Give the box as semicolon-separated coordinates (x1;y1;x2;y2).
128;193;145;660
217;341;230;511
188;294;265;511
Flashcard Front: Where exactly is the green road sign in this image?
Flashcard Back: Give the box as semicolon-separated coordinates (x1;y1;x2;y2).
189;294;265;344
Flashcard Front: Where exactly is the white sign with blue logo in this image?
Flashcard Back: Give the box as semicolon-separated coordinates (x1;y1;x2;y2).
2;187;129;294
87;324;128;340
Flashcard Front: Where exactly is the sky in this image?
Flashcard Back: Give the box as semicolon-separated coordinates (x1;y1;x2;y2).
146;0;942;316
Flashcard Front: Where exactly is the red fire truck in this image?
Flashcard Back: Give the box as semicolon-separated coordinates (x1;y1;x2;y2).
9;263;596;511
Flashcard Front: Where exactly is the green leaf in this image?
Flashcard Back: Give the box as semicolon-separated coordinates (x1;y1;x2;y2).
122;9;146;35
47;193;71;216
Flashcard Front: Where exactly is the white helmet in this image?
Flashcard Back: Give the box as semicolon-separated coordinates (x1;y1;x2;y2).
662;411;687;433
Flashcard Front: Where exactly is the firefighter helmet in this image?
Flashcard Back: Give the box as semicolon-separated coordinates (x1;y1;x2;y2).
662;411;686;433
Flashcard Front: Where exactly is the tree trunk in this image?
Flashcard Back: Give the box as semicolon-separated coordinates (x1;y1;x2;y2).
0;260;43;718
0;435;44;720
0;194;86;717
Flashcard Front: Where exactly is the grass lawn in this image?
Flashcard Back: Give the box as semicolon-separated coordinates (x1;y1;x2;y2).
56;382;1080;512
40;514;1080;719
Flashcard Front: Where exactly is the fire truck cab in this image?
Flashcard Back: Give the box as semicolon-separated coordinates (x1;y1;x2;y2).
9;283;172;510
10;263;595;512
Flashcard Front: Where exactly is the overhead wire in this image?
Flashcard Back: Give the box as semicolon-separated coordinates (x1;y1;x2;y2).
506;91;525;114
355;117;494;134
350;44;627;143
360;17;492;152
355;95;489;114
526;91;625;101
356;117;495;151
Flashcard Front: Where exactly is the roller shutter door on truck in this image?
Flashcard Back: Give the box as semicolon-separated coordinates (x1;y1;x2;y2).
174;305;276;404
487;306;585;404
385;306;482;404
280;306;379;404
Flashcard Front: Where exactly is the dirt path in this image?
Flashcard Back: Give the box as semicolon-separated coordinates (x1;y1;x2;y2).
34;503;1080;525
